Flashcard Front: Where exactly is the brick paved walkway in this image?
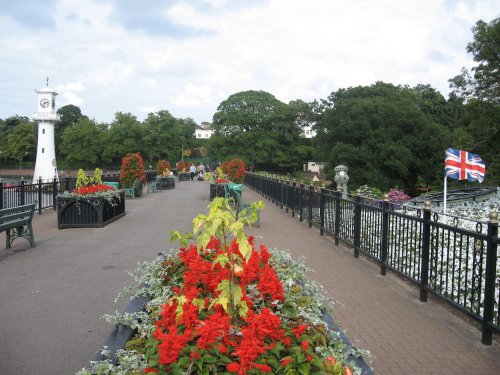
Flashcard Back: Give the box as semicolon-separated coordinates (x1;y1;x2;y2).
243;187;500;375
0;181;498;374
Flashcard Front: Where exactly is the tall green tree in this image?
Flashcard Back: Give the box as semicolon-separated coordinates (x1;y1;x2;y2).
60;118;104;167
448;17;499;185
209;90;302;170
315;82;448;193
1;116;32;162
101;112;143;164
56;105;86;158
4;121;36;163
143;110;183;162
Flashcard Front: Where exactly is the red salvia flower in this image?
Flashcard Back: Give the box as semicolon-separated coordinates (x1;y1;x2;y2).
281;357;294;367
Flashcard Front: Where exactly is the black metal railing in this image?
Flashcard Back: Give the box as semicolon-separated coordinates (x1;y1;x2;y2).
245;173;499;344
0;170;158;215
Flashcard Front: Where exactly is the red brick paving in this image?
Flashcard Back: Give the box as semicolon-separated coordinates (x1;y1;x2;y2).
244;188;500;375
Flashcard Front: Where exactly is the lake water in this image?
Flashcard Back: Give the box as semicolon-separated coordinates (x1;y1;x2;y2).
0;175;34;185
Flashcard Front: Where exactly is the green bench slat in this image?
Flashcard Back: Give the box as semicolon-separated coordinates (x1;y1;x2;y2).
232;190;261;228
0;202;37;249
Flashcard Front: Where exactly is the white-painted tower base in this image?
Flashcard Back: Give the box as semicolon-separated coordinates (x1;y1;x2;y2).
33;83;60;183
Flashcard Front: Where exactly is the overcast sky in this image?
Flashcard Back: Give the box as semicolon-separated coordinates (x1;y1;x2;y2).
0;0;498;125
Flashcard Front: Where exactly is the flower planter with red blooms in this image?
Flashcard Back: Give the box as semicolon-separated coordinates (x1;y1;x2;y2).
220;158;246;183
120;153;146;197
56;187;125;229
80;199;372;375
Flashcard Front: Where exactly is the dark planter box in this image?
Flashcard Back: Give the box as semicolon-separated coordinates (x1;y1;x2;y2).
178;173;191;181
56;192;125;229
134;182;144;198
94;295;149;365
321;309;374;374
157;177;175;190
210;183;226;200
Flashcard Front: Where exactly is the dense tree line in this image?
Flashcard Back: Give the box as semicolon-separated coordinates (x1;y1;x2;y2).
312;82;452;194
206;17;498;193
0;107;201;169
1;16;497;193
207;91;314;171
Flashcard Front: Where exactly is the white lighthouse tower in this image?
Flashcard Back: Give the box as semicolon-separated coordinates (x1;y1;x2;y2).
33;78;60;183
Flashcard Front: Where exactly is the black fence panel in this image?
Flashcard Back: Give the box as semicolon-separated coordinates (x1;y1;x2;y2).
244;173;499;343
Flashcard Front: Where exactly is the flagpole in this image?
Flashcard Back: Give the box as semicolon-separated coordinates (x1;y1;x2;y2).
443;175;447;214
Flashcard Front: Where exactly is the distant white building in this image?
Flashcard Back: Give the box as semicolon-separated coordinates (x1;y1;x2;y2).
302;125;316;138
303;161;325;174
195;121;214;139
296;114;316;138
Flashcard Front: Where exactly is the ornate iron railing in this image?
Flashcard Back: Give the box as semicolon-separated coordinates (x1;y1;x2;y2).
0;171;158;214
245;173;499;344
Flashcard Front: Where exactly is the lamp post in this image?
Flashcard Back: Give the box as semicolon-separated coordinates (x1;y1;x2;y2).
181;140;184;163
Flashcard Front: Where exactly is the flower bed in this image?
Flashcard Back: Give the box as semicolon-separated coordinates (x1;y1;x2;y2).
79;199;370;374
57;169;125;229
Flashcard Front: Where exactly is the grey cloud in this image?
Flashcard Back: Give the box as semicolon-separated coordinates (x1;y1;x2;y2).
105;0;269;37
0;0;57;29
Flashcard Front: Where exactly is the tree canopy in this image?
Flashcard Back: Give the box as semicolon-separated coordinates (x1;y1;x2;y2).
56;105;87;158
60;118;105;167
208;90;305;170
314;82;451;193
449;16;499;185
4;121;36;163
100;112;143;164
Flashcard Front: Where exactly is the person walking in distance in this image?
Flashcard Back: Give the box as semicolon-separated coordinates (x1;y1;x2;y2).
189;164;197;181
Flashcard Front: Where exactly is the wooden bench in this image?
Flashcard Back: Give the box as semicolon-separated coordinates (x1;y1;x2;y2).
0;202;37;249
230;189;261;228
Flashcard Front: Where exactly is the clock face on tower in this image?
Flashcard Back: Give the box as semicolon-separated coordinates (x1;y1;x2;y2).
40;98;50;108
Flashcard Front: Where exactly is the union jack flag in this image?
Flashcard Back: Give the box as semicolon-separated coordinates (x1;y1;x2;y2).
445;148;486;183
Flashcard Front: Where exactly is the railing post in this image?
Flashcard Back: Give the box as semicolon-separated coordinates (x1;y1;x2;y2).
280;180;284;209
299;183;304;222
52;176;58;210
380;196;390;276
320;187;325;236
419;201;432;302
291;181;296;218
273;178;278;205
308;185;313;228
353;195;362;258
334;190;341;246
0;179;3;210
481;211;498;345
269;177;273;202
38;177;43;215
20;177;25;206
65;176;70;192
